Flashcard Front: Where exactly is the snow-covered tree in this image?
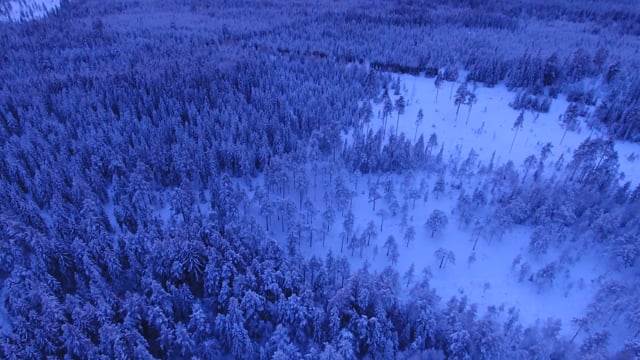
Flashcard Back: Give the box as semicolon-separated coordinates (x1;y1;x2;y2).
509;111;525;153
415;109;424;142
404;225;416;247
434;248;456;269
426;210;449;238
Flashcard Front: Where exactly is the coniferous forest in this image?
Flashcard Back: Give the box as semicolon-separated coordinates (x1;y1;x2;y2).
1;0;640;359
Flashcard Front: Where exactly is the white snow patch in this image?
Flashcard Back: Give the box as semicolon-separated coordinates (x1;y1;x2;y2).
295;173;607;332
0;0;60;22
369;73;640;184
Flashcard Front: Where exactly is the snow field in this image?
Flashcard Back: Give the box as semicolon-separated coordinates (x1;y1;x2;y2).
373;73;639;184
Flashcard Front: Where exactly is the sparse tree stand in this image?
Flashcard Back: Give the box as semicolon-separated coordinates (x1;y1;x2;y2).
510;111;525;153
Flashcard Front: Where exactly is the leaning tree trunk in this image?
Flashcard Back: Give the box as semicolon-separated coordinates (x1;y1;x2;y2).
509;128;519;153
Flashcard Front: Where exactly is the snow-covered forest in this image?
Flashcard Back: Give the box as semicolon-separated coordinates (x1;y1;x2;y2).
1;0;640;358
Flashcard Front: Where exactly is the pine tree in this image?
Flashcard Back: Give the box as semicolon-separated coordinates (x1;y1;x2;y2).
454;83;469;121
434;248;456;269
342;210;355;253
521;155;537;184
426;210;448;238
465;91;477;125
414;109;424;142
403;263;415;286
322;206;336;247
509;111;525;153
383;235;397;257
382;93;393;136
395;95;406;136
365;221;377;246
560;103;580;144
377;208;389;232
433;175;445;199
404;225;416;247
434;73;443;103
369;181;382;211
426;133;438;160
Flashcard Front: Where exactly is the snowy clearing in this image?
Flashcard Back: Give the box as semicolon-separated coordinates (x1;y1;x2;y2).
370;73;640;184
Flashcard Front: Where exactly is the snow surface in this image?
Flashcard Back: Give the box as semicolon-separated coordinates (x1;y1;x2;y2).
297;173;606;332
0;0;59;22
371;73;640;185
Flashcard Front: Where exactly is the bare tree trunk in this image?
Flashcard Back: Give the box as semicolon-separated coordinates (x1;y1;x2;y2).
560;127;568;145
382;116;387;137
509;128;519;153
570;324;584;343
